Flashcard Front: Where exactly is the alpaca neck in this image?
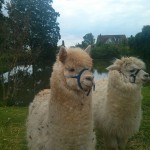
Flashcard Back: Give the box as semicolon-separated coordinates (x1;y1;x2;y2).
106;78;142;118
49;68;93;122
48;77;93;149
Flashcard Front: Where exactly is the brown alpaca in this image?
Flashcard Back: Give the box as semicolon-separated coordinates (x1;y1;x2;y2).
27;46;96;150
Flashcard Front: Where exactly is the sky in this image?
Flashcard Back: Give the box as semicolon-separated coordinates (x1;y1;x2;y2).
52;0;150;47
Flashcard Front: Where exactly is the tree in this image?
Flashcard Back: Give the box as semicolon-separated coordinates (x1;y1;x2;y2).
82;33;95;48
7;0;61;61
128;25;150;60
0;0;5;48
76;33;95;48
0;0;4;18
91;44;120;59
128;35;135;50
0;0;61;105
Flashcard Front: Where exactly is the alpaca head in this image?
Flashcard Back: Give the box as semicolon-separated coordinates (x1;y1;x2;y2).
107;57;150;85
58;45;94;93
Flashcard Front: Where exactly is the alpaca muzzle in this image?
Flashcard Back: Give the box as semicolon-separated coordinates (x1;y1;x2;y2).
130;69;150;83
130;69;141;83
65;68;95;96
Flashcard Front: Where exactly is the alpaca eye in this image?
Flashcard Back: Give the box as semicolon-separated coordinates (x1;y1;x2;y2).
130;69;136;73
68;68;75;72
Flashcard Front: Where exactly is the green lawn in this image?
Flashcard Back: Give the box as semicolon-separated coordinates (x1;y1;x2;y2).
0;86;150;150
0;107;28;150
126;85;150;150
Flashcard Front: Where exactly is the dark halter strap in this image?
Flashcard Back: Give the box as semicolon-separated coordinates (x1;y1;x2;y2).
66;68;95;96
130;69;141;83
71;68;89;90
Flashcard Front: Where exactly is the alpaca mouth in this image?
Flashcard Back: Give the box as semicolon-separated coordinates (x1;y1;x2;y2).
82;83;94;91
84;84;92;90
142;78;149;82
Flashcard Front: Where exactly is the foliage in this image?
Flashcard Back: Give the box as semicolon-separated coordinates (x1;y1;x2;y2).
80;26;150;61
0;61;53;106
0;0;60;105
82;33;95;47
6;0;60;61
78;33;131;59
0;0;6;50
128;25;150;60
76;33;95;48
0;0;4;18
91;44;120;59
93;59;111;73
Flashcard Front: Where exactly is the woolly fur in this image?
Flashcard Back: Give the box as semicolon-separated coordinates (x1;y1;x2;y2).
93;57;149;150
27;46;96;150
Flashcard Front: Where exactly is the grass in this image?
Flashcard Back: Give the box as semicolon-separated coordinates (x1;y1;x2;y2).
0;86;150;150
0;107;28;150
126;86;150;150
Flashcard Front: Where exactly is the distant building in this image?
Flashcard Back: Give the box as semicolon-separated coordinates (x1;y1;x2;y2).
96;34;127;45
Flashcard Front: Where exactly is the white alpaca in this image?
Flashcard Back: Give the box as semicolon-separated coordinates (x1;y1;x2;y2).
93;57;149;150
27;46;96;150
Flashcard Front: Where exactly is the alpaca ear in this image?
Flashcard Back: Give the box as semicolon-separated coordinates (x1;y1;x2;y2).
106;65;120;71
84;45;91;55
59;46;67;63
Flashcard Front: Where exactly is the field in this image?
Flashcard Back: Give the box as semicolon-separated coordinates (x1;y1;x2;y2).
0;86;150;150
0;107;28;150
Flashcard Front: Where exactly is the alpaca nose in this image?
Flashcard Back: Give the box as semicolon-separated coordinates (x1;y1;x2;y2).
85;76;94;81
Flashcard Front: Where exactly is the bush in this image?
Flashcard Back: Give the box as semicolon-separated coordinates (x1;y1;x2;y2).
91;44;120;59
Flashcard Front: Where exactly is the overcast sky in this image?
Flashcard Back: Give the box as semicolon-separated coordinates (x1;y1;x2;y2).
53;0;150;47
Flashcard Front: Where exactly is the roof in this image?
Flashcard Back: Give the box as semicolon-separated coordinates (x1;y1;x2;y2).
97;34;126;44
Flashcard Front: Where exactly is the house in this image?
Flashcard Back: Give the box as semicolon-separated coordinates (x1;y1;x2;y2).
96;34;127;45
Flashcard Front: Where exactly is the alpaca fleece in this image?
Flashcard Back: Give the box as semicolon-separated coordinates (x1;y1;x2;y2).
93;57;149;150
27;46;96;150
